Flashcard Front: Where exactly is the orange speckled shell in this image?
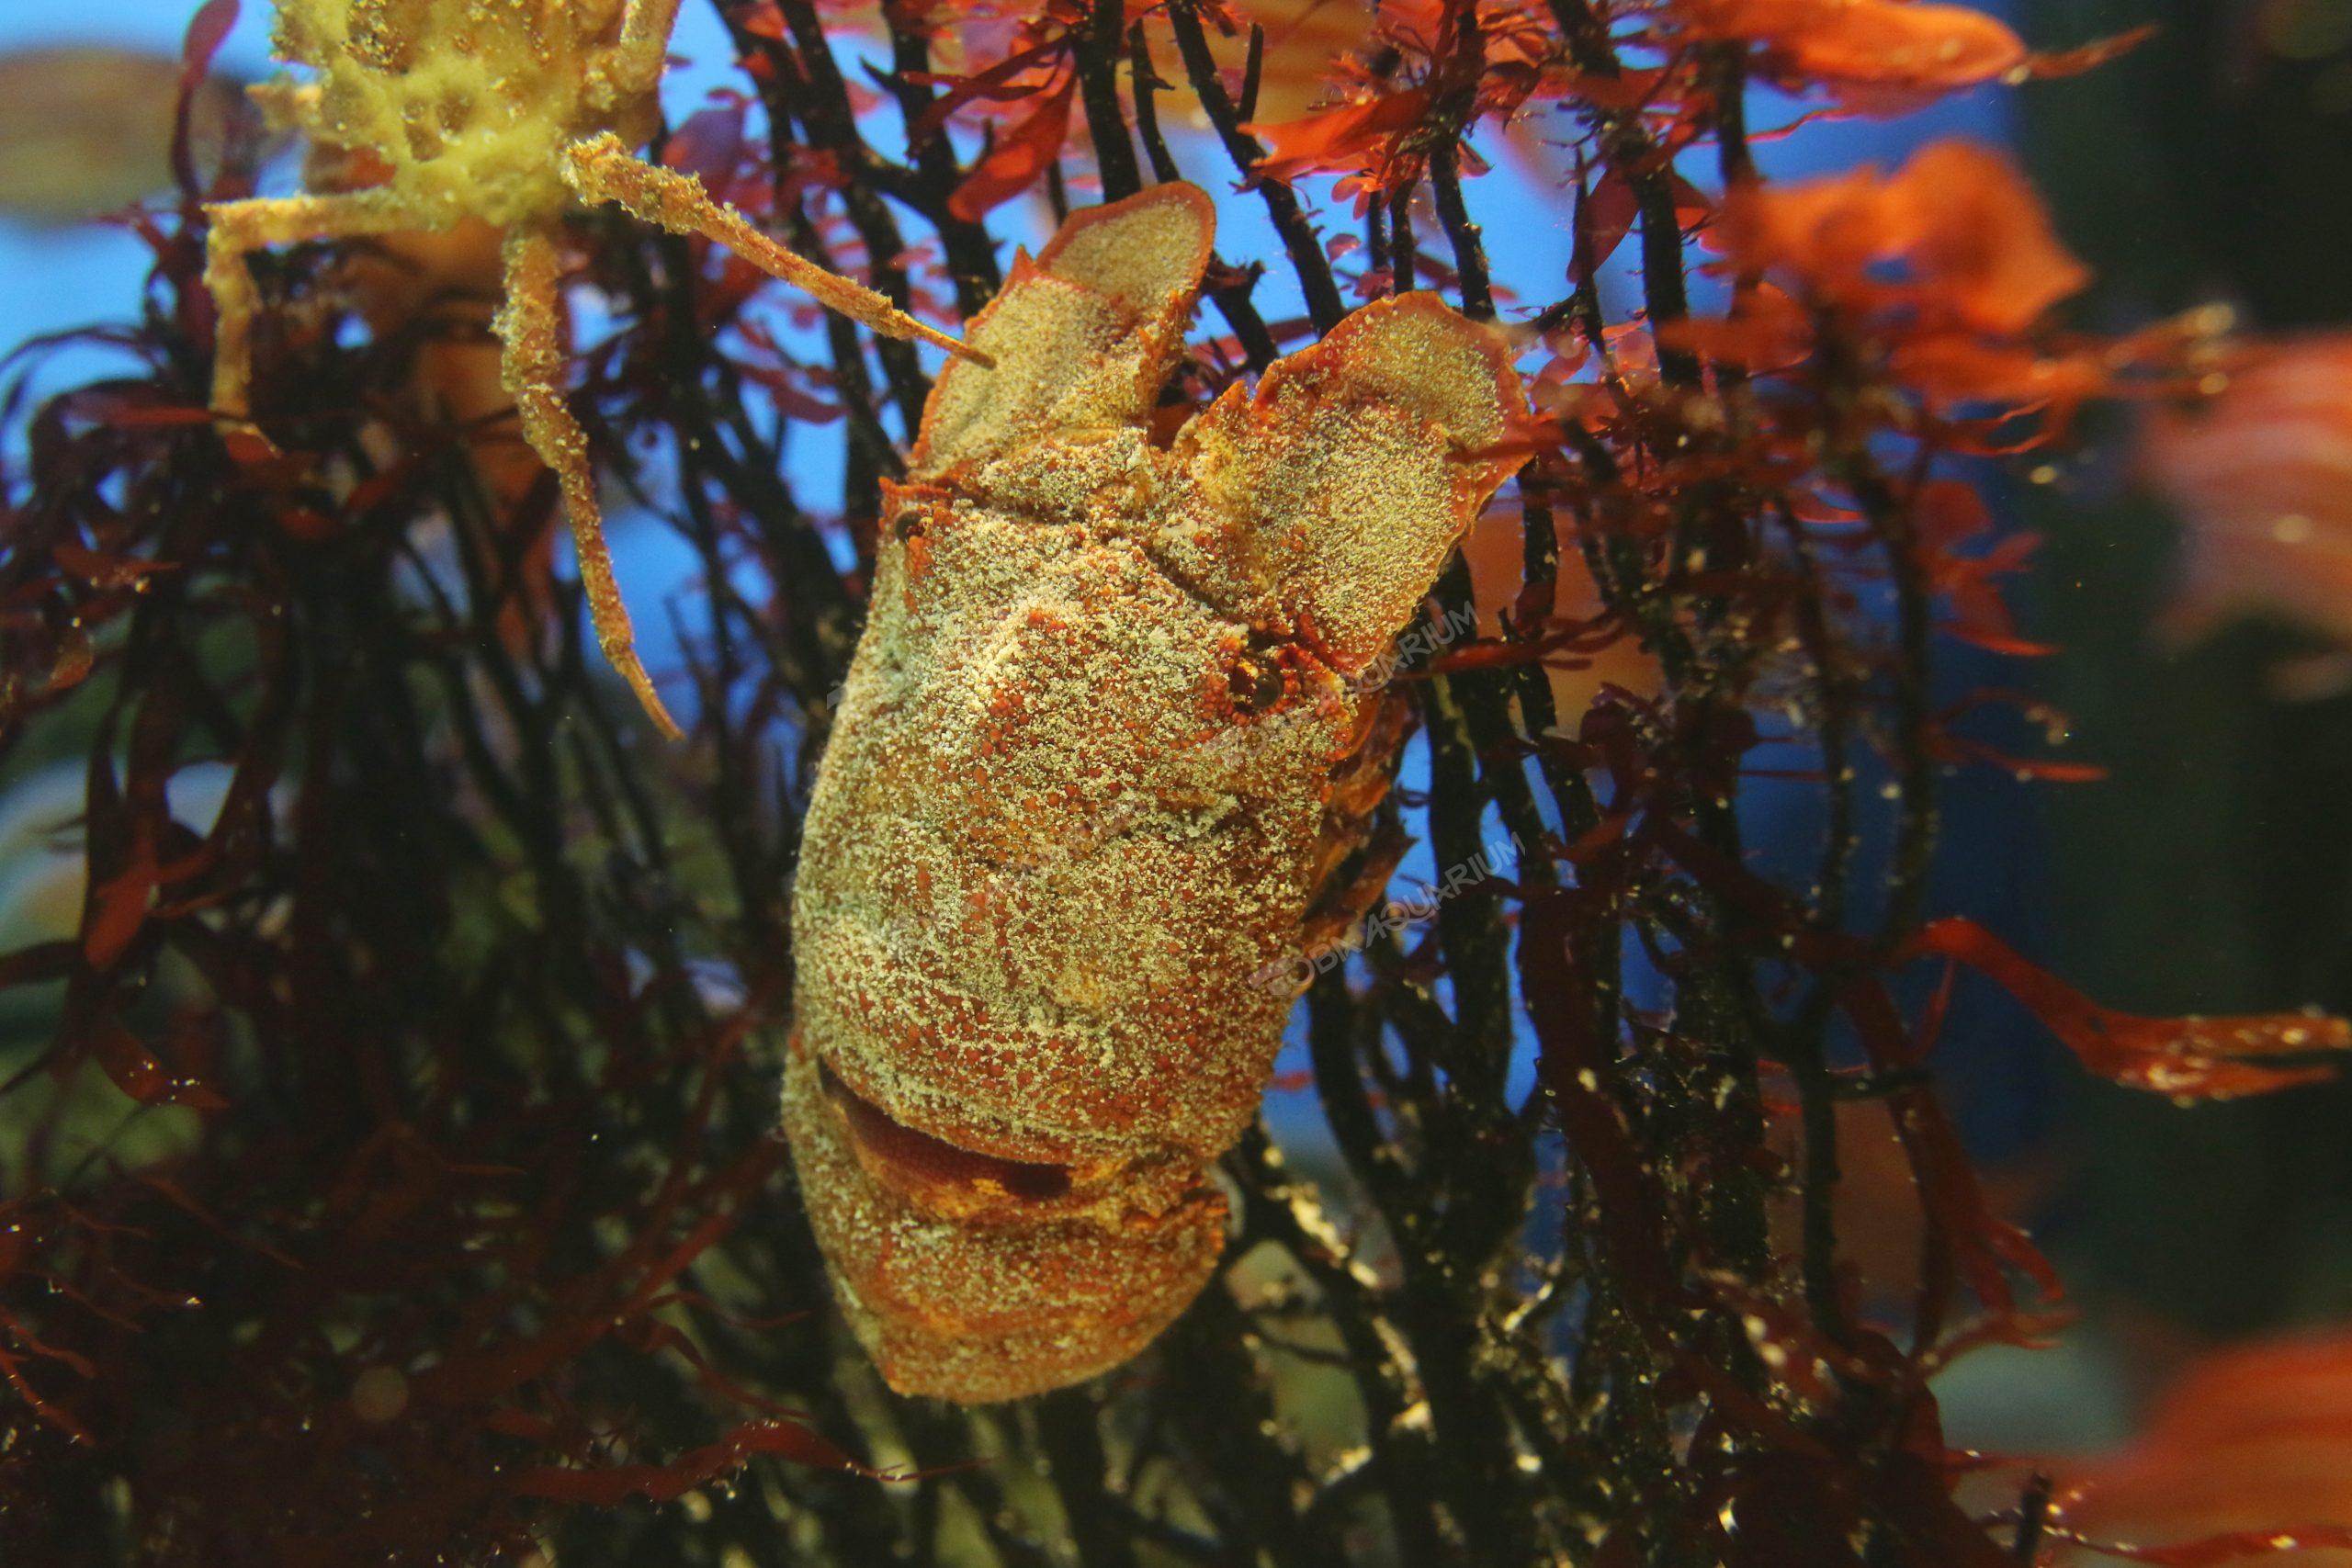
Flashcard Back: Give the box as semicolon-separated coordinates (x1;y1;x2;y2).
786;183;1525;1402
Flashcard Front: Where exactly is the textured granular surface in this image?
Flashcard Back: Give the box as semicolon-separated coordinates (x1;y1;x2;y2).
786;182;1526;1402
271;0;655;225
781;1042;1229;1404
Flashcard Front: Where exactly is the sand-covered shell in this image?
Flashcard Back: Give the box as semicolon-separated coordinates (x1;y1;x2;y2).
785;183;1526;1402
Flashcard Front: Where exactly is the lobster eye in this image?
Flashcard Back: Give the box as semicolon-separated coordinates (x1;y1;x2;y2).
1227;652;1285;714
891;512;926;543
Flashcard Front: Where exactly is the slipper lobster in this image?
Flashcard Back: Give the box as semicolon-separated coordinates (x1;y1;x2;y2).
784;183;1525;1402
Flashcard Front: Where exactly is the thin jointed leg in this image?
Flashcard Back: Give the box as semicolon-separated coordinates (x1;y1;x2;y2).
495;222;684;741
605;0;687;99
560;135;992;368
203;189;426;423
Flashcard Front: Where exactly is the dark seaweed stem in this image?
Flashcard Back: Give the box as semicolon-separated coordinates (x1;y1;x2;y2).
1072;0;1142;202
1237;24;1267;124
1126;22;1183;185
1165;1290;1355;1565
1389;181;1419;294
878;8;1006;316
1165;0;1350;333
1229;1122;1453;1562
741;0;942;434
1775;504;1863;1339
1042;157;1073;227
1505;1;1898;1534
1428;146;1492;321
1705;43;1758;187
1544;0;1697;384
1035;1391;1142;1568
1816;313;1941;946
1126;20;1281;369
1858;461;1943;944
1547;0;1786;1332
